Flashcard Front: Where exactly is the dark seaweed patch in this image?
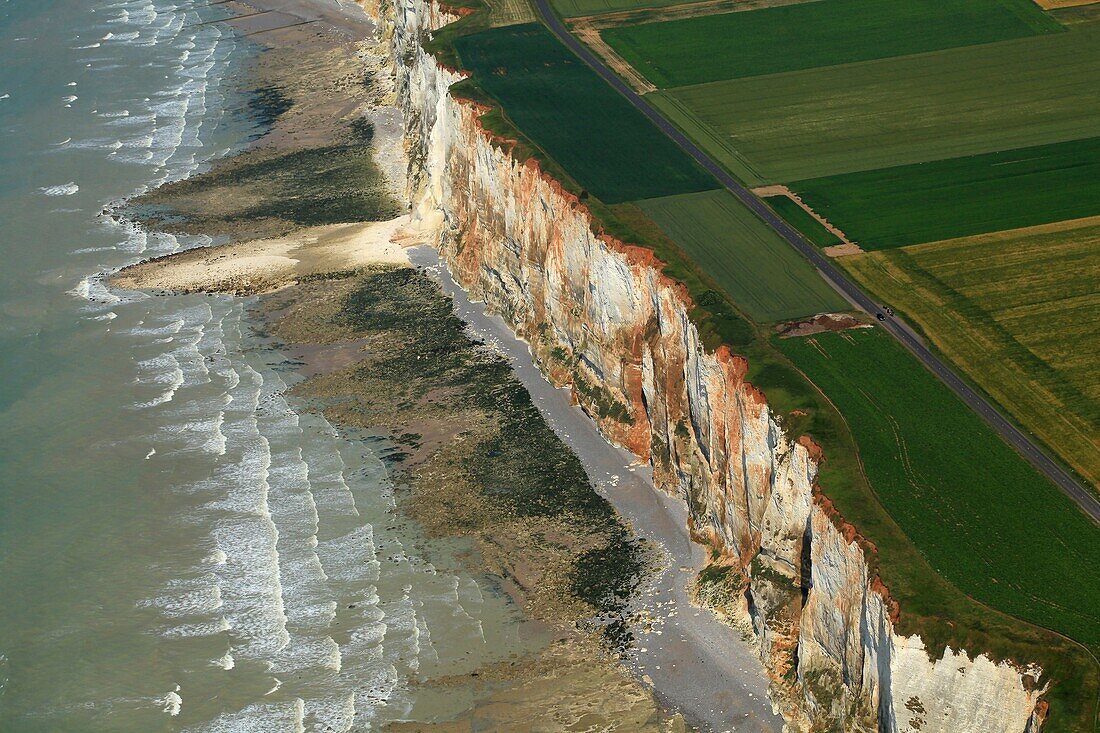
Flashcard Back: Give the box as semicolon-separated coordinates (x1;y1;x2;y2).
245;85;293;137
134;138;400;232
338;266;650;645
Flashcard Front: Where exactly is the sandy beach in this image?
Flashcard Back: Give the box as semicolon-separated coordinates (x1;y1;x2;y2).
113;217;416;294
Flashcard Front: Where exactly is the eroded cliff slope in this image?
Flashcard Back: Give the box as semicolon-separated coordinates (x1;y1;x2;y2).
371;0;1050;729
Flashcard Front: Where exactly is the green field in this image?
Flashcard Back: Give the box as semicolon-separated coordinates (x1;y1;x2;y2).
602;0;1057;87
636;190;847;322
452;24;716;203
789;137;1100;249
764;195;841;248
778;328;1100;652
551;0;700;18
842;219;1100;488
649;22;1100;184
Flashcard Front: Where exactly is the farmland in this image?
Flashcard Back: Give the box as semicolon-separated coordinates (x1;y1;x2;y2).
636;190;847;322
842;219;1100;487
601;0;1058;87
452;24;716;203
788;136;1100;249
438;11;1100;727
551;0;703;19
778;327;1100;653
650;22;1100;183
763;195;841;248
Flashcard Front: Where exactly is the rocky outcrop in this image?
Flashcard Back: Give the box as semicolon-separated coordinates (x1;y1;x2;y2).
369;0;1050;729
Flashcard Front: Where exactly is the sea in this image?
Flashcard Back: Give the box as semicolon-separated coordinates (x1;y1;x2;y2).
0;1;532;730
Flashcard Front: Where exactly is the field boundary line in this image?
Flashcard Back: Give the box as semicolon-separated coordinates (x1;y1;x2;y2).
531;0;1100;523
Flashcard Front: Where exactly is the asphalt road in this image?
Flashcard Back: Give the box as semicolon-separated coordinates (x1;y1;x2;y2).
530;0;1100;525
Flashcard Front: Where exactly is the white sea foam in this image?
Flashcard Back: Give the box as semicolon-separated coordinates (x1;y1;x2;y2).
69;274;122;304
160;686;182;716
140;578;222;617
40;182;79;196
134;352;184;407
51;1;516;727
187;698;308;733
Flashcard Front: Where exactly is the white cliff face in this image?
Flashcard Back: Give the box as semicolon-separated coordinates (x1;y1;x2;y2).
368;0;1050;730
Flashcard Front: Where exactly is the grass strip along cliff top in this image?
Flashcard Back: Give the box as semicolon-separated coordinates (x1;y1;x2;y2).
601;0;1060;87
452;23;716;204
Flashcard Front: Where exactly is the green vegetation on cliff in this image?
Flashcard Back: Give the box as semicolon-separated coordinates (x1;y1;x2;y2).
775;328;1100;731
780;328;1100;651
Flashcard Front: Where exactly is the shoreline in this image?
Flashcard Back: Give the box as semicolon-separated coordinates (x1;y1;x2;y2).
108;0;783;728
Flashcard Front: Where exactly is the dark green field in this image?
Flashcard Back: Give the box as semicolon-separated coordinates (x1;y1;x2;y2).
790;136;1100;249
452;24;716;203
764;195;841;248
637;190;847;322
777;328;1100;653
601;0;1058;88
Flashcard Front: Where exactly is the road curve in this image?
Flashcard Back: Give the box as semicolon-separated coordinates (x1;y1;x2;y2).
529;0;1100;525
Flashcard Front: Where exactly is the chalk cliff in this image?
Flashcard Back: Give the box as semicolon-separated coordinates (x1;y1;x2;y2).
369;0;1050;729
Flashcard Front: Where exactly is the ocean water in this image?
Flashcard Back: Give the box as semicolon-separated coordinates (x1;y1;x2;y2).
0;1;531;730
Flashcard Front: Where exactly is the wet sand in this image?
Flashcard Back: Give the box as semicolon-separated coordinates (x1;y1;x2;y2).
410;246;784;733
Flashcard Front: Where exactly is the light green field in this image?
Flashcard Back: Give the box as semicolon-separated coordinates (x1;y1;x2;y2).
842;218;1100;489
602;0;1058;86
551;0;702;19
486;0;537;25
636;189;847;322
649;23;1100;183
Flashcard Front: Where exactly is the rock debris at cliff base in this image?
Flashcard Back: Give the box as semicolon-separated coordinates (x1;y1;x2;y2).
258;266;685;731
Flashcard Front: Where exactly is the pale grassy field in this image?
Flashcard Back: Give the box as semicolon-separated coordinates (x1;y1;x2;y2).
650;22;1100;183
487;0;537;26
637;189;847;322
842;218;1100;489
